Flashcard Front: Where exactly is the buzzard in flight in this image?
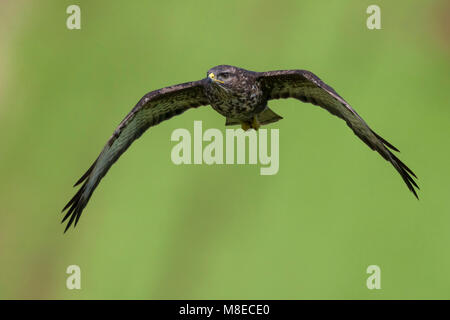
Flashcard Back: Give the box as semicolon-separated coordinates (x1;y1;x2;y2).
62;65;419;232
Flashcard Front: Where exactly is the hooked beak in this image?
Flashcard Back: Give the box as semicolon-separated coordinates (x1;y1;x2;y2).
208;72;224;84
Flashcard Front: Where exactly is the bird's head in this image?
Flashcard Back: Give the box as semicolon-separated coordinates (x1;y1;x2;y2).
206;65;242;90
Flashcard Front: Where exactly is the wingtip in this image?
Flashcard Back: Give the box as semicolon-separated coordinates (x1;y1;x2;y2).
61;180;90;233
396;158;420;200
372;130;400;153
411;187;419;200
63;221;72;233
73;159;98;187
374;132;420;199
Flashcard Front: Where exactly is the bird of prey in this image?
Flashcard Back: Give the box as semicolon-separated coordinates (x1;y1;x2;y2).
62;65;419;232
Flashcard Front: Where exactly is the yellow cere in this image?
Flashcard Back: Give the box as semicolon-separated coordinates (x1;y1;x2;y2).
208;73;224;83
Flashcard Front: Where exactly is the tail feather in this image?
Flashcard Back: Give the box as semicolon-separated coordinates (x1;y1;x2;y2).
225;108;283;127
258;107;283;125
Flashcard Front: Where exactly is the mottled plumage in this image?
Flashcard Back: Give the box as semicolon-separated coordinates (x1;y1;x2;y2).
62;65;419;232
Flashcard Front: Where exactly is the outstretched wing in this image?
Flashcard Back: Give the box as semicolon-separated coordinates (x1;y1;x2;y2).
257;70;419;198
62;80;209;232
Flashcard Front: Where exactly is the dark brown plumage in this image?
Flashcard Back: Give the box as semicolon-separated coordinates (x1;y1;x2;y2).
62;65;418;232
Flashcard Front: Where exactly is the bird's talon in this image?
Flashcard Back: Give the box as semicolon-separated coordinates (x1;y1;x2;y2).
251;116;261;131
241;121;251;131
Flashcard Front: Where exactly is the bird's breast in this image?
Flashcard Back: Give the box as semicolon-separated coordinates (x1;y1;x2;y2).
206;84;265;120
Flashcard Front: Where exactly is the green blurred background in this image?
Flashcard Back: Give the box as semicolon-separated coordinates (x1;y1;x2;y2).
0;0;449;299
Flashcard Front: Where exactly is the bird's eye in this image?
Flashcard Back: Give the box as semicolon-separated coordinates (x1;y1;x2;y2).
219;72;231;80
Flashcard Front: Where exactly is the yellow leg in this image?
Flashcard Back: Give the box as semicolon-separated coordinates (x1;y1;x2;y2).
251;116;261;131
240;116;261;131
241;121;251;131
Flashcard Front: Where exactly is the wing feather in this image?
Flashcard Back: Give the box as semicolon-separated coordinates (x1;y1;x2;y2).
62;80;209;232
257;70;419;198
